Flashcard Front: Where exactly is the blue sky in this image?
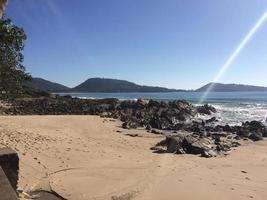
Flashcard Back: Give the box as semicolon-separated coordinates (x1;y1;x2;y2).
5;0;267;89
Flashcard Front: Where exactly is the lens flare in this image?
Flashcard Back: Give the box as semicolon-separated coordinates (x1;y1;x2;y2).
199;11;267;104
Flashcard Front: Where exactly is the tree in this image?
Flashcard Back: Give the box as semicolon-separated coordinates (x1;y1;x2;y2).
0;17;31;98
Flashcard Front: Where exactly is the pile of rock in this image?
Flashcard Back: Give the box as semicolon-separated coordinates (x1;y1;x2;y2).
151;120;267;158
117;99;199;130
5;97;214;131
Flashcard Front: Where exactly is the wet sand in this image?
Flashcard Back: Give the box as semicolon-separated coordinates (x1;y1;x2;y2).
0;116;266;200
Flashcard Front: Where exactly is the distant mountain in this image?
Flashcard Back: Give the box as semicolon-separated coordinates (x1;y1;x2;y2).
72;78;184;92
196;83;267;92
26;78;267;94
25;78;70;92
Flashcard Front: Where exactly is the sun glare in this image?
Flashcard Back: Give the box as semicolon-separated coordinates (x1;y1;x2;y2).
199;11;267;104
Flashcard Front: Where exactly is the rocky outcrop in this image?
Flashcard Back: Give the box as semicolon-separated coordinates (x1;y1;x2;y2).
5;97;208;131
4;96;267;158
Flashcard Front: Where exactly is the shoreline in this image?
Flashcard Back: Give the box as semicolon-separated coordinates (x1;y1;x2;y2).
1;96;267;199
2;97;267;157
0;115;266;200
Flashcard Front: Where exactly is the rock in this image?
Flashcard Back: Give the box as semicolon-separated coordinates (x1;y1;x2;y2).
122;121;138;129
222;125;232;132
206;117;216;123
239;121;267;139
125;133;138;137
148;100;163;108
151;129;162;135
146;124;152;131
234;135;241;140
248;132;263;141
136;99;148;107
149;117;170;130
155;134;217;158
236;128;250;138
182;135;216;158
165;136;186;154
197;104;216;115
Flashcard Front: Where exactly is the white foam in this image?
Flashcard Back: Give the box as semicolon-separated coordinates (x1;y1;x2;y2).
211;103;267;125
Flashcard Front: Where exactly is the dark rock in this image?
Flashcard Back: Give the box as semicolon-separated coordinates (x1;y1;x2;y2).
151;129;162;135
236;128;250;138
125;133;139;137
148;100;163;108
248;132;263;141
196;104;216;115
136;99;148;108
146;124;152;131
165;136;186;154
234;135;241;140
239;121;267;139
222;125;232;132
206;117;216;123
122;121;138;129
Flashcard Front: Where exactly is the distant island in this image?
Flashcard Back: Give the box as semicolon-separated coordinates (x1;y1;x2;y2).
26;78;267;93
196;82;267;92
72;78;186;93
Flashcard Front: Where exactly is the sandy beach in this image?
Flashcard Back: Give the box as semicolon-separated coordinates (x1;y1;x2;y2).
0;115;267;200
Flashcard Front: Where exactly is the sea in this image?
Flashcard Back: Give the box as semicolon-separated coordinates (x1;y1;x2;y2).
56;92;267;126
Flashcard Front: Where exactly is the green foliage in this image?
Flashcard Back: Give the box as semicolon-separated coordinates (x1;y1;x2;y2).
0;17;31;98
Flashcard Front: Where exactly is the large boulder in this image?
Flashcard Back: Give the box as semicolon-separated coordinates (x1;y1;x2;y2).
182;135;216;158
156;134;217;158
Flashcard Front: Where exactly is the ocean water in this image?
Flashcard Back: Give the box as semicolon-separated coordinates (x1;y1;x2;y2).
57;92;267;126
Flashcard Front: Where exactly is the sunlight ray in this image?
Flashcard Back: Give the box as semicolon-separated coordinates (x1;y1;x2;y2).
199;11;267;104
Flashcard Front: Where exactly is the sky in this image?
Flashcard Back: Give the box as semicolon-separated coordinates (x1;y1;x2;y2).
4;0;267;89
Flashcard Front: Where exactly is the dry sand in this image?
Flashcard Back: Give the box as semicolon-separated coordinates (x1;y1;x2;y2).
0;115;267;200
